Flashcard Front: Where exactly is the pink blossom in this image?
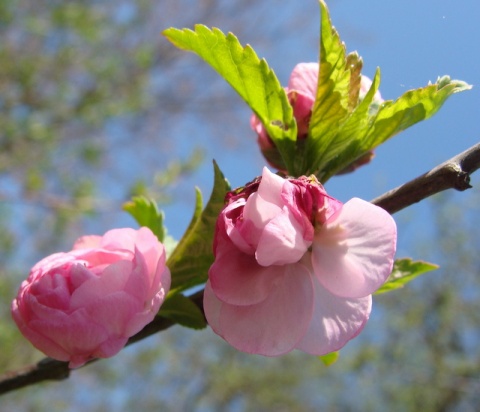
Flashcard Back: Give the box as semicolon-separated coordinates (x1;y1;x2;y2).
204;167;396;356
250;62;383;172
250;63;317;170
11;227;171;368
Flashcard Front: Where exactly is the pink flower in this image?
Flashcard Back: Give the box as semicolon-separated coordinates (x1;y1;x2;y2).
251;62;383;172
11;227;171;368
204;168;396;356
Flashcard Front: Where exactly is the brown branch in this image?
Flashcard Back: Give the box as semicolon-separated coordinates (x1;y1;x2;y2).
1;142;480;396
371;143;480;214
0;290;204;395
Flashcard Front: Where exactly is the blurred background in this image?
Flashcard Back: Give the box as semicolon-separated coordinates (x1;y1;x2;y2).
1;0;479;410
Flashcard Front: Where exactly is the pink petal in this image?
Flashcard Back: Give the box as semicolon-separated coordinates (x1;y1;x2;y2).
295;275;371;355
243;167;285;227
312;198;396;298
19;288;69;321
70;260;133;309
243;187;283;231
29;308;109;363
289;90;315;136
124;298;161;337
209;241;284;306
139;257;170;305
287;63;318;100
203;281;221;332
11;300;72;362
71;248;129;271
205;262;315;356
83;291;142;336
224;201;259;254
69;261;98;289
29;253;75;282
73;235;102;250
145;265;170;304
255;208;311;266
95;335;129;360
158;265;171;294
33;273;71;310
131;227;164;277
100;228;137;252
250;114;271;147
241;168;293;249
122;250;152;301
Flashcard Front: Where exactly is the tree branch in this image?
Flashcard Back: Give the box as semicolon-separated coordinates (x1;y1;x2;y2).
1;142;480;396
371;143;480;214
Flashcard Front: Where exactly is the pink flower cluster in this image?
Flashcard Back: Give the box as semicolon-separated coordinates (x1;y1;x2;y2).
251;63;383;172
11;227;170;368
204;167;396;356
12;75;394;364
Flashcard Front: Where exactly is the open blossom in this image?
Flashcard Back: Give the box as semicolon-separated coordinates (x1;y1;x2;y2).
251;62;383;172
204;167;396;356
11;227;171;368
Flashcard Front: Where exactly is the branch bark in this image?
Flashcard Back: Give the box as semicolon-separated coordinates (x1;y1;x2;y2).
1;142;479;396
371;143;480;213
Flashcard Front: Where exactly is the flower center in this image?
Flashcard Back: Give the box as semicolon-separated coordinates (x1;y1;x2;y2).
315;224;347;249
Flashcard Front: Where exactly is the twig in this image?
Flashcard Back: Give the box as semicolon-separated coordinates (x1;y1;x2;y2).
1;142;480;396
371;143;480;214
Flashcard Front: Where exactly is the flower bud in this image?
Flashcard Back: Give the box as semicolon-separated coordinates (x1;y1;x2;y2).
251;63;383;175
11;227;171;368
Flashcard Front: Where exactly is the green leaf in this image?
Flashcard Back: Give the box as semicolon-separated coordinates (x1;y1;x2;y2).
305;0;353;176
346;52;363;111
319;351;339;366
318;69;381;180
181;188;204;244
123;195;165;242
320;75;471;181
167;161;230;292
363;76;471;150
303;2;471;181
375;258;439;295
160;293;206;330
163;25;297;173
